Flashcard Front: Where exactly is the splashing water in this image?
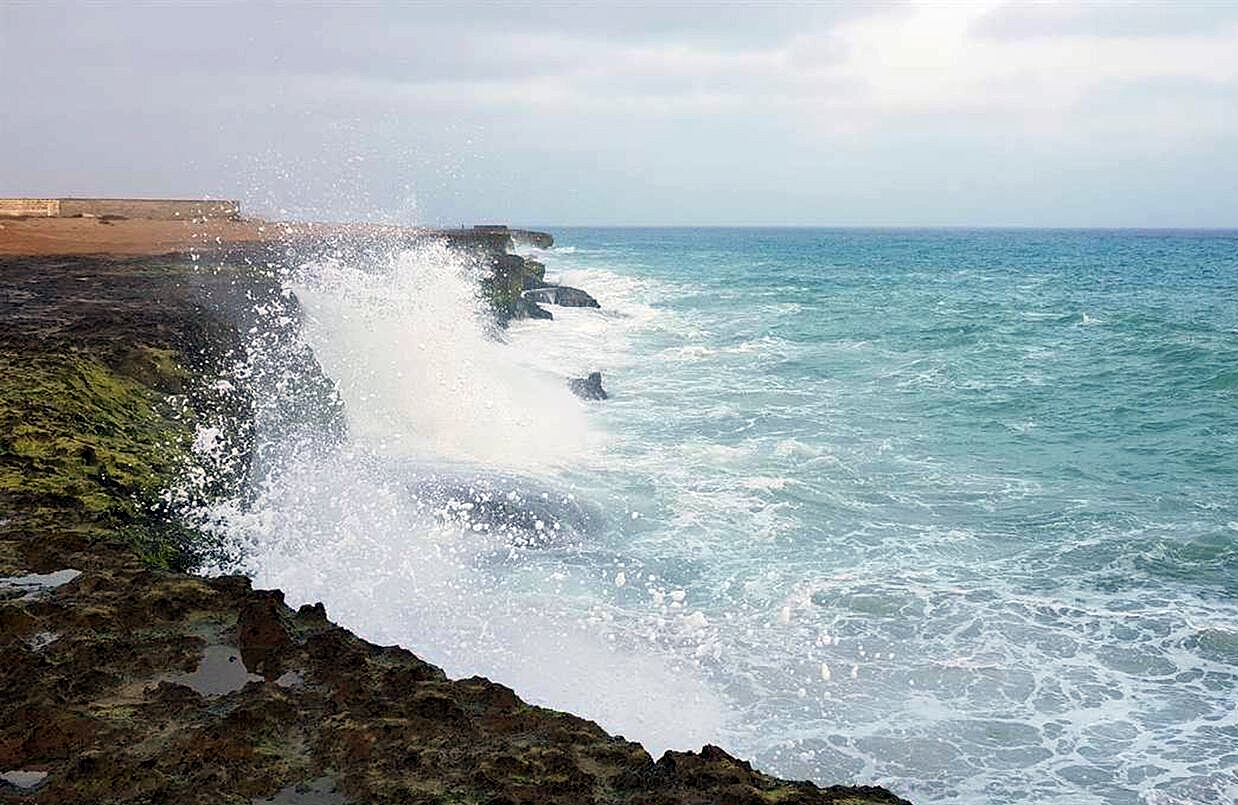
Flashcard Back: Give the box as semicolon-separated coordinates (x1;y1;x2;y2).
209;240;724;755
205;229;1238;804
293;241;595;470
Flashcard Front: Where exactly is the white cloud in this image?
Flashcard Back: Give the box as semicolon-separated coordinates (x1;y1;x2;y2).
2;1;1237;224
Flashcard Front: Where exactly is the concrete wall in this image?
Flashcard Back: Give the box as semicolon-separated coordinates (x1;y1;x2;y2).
0;199;60;217
0;198;240;219
57;198;240;220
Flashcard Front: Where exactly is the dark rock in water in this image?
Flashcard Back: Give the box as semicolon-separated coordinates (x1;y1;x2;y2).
524;285;600;308
480;245;596;324
551;285;600;307
521;259;547;290
569;371;608;401
514;296;553;320
481;253;548;324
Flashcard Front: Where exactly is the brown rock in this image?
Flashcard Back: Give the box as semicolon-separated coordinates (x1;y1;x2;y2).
238;590;294;681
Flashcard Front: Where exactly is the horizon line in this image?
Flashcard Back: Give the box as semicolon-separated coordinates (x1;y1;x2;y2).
501;224;1238;232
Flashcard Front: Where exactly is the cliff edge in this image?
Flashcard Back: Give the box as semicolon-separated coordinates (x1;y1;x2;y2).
0;219;912;804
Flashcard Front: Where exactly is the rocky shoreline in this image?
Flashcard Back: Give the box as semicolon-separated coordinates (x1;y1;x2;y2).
0;219;912;804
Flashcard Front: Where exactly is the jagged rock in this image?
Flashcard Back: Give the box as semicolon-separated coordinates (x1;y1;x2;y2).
514;296;553;320
568;371;608;401
512;229;555;249
524;285;600;308
0;244;910;805
521;259;547;290
551;285;600;307
482;253;549;324
238;590;294;681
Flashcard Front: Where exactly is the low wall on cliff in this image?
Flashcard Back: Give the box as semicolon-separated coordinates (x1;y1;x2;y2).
0;197;240;220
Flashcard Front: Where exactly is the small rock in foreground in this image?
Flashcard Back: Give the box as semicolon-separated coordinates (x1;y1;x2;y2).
569;371;609;400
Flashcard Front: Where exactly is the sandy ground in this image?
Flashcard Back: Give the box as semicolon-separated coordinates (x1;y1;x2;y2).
0;216;496;257
0;216;287;256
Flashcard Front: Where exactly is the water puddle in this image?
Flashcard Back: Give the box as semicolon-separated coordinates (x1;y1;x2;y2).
168;644;262;696
0;770;48;790
0;569;80;601
252;776;349;805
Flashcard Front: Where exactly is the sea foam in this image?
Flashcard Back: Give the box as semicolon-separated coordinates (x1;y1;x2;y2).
207;241;724;757
200;228;1238;805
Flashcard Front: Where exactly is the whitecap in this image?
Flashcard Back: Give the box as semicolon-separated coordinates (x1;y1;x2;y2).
660;345;717;360
774;439;823;458
740;476;793;491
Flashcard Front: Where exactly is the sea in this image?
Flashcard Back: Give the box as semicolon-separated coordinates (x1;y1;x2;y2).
202;228;1238;805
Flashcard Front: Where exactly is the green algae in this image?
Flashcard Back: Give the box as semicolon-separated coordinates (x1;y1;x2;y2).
480;253;546;324
0;353;202;569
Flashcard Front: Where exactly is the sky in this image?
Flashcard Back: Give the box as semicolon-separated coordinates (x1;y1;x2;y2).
2;1;1237;227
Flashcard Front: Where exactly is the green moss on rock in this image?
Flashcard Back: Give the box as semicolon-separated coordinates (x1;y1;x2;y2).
481;253;547;325
0;353;215;570
0;255;261;572
0;354;192;515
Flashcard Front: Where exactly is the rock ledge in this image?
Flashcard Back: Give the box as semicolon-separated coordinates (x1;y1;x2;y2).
0;225;912;804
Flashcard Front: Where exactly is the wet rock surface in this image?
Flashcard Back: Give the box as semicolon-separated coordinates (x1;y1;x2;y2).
524;285;601;308
569;371;610;401
0;244;912;804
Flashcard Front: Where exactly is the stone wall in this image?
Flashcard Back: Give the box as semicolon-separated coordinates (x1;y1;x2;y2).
0;198;60;217
0;198;240;220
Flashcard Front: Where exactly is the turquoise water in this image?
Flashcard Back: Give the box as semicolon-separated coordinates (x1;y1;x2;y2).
231;228;1238;805
527;229;1238;804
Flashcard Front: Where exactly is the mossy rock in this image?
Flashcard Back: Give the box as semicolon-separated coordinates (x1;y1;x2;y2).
481;253;547;325
0;354;191;514
0;353;214;570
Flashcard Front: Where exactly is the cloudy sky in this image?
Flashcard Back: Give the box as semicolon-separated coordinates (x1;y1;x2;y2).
2;1;1237;226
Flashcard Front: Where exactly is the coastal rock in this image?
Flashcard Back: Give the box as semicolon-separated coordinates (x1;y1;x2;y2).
473;235;599;324
511;229;554;249
238;589;295;681
514;296;553;320
568;371;609;401
524;285;601;308
521;259;547;290
482;253;549;324
0;233;910;805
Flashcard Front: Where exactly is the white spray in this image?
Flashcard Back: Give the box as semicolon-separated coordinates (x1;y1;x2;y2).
210;241;723;755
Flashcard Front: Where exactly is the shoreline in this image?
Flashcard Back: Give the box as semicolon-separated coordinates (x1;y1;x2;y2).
0;217;912;803
0;215;551;258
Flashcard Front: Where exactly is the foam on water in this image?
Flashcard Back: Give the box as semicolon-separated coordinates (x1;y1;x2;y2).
207;229;1238;805
523;231;1238;804
291;242;593;471
209;241;724;756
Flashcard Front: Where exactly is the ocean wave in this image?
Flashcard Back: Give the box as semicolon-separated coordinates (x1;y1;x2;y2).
292;244;596;471
199;228;1238;803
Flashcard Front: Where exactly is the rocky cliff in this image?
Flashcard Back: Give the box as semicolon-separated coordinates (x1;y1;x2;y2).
0;226;912;805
